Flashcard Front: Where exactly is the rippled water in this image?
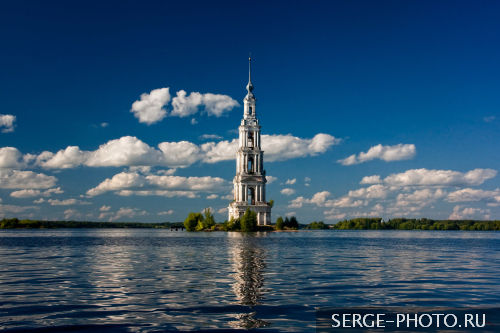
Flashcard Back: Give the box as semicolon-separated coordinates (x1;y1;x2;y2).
0;230;499;332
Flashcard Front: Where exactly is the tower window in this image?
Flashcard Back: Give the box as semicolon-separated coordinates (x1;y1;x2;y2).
248;132;254;148
248;156;254;173
248;187;255;205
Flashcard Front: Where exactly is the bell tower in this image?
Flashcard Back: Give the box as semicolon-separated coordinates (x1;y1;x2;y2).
228;57;272;225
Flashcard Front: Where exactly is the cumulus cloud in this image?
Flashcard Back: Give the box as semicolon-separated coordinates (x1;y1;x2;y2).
395;188;446;208
158;209;174;215
99;205;111;212
201;93;239;116
449;205;490;220
360;175;381;184
0;204;37;216
37;146;89;169
158;141;202;167
447;188;500;206
0;169;57;189
10;187;63;198
285;178;296;185
131;87;171;125
26;133;339;170
0;114;16;133
363;168;496;187
266;176;277;184
48;199;90;206
110;207;147;221
171;90;203;117
200;134;223;140
483;116;495;123
86;170;228;197
264;133;340;162
339;144;416;165
280;188;295;196
207;194;219;199
0;147;26;168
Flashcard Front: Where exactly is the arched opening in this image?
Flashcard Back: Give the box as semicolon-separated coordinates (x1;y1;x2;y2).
247;187;255;205
247;156;254;174
248;132;254;148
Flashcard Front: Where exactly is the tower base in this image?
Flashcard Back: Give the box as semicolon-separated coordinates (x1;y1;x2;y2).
228;202;272;226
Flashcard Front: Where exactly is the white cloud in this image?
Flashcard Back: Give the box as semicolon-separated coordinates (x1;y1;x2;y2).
190;118;198;125
86;171;145;196
0;169;57;189
200;134;223;140
170;90;239;118
483;116;495;123
364;168;496;187
86;170;228;197
158;210;174;216
447;188;500;206
285;178;296;185
266;176;277;184
384;168;496;187
29;133;338;170
37;146;89;169
288;191;331;208
217;207;228;214
395;188;446;208
323;208;347;220
33;198;45;204
207;194;219;199
111;207;147;221
449;205;490;220
264;133;340;162
0;114;16;133
131;87;171;125
201;93;239;116
171;90;203;117
360;175;381;184
100;122;109;128
221;193;234;200
280;188;295;196
0;147;25;168
48;199;90;206
116;190;198;198
158;141;202;167
0;204;37;216
99;205;111;212
87;136;165;167
63;209;81;220
339;144;416;165
347;185;388;199
10;187;62;198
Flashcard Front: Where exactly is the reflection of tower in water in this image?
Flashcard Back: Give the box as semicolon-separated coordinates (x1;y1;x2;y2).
229;233;269;329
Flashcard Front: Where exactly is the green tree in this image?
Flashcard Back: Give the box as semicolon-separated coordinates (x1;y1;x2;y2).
288;216;299;230
203;208;215;229
240;208;257;232
268;199;274;208
184;212;203;231
307;221;328;229
275;216;284;230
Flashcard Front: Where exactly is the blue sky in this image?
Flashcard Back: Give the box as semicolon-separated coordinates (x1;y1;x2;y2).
1;0;499;222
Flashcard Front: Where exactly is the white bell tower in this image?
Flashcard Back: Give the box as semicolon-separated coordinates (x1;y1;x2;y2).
228;57;272;225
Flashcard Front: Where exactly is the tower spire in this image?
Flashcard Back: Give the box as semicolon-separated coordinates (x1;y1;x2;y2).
246;55;254;95
248;55;252;83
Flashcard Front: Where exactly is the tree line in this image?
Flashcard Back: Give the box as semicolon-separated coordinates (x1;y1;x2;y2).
0;218;182;229
331;218;500;231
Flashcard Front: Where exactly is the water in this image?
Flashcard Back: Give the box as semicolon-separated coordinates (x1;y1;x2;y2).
0;230;499;332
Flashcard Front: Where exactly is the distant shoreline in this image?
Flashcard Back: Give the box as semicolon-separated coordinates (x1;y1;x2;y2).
1;218;499;231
